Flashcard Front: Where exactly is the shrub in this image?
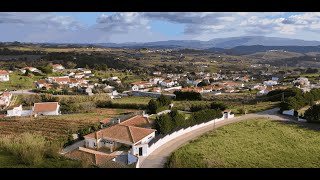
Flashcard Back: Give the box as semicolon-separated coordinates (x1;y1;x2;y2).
210;101;228;111
304;104;320;123
174;91;202;100
0;133;47;165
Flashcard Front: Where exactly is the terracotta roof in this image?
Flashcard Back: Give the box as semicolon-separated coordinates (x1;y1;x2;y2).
1;92;11;97
131;81;151;85
37;79;47;84
0;70;9;75
84;124;156;145
33;102;59;113
54;77;70;83
120;115;149;127
100;118;113;124
52;64;64;68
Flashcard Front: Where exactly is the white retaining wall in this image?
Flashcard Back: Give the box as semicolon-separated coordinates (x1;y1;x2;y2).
282;109;294;116
146;116;226;156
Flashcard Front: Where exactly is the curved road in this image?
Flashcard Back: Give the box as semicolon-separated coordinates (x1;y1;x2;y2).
140;108;295;168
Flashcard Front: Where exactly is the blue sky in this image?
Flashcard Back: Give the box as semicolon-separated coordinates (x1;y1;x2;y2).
0;12;319;43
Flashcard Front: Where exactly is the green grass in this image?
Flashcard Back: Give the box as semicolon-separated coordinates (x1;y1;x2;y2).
0;72;42;91
0;149;81;168
167;118;320;168
112;96;153;105
173;101;212;111
229;101;279;114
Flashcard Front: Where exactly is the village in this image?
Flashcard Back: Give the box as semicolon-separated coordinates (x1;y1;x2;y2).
1;59;320;168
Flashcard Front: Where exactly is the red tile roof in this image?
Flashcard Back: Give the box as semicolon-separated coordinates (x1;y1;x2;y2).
84;124;155;145
0;70;9;75
33;102;59;113
120;115;149;127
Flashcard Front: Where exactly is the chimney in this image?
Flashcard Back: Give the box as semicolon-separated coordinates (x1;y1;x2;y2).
117;118;121;124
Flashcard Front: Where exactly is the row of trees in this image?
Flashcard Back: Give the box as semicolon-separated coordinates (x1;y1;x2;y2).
147;95;172;114
174;91;202;100
280;88;320;111
155;109;223;134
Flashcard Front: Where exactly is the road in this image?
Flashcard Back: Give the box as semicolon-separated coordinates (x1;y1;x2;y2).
139;108;295;168
10;89;36;95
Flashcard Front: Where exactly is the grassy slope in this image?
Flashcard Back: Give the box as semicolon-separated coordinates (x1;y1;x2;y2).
167;118;320;168
0;72;42;91
0;149;81;168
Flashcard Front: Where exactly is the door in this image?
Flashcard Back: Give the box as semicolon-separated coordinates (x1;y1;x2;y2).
139;147;143;156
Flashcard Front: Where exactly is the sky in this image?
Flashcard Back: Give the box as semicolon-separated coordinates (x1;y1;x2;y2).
0;12;320;43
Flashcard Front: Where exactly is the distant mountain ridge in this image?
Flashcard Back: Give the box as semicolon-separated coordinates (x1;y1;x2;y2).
97;36;320;49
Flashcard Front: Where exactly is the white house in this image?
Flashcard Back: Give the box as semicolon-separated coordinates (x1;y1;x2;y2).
186;79;202;86
132;85;139;91
84;124;156;156
131;81;153;89
21;67;40;73
6;104;23;117
257;89;270;96
52;64;65;72
293;77;310;87
149;77;164;85
32;102;60;116
263;80;278;86
0;91;12;109
0;70;9;82
153;71;161;76
160;80;175;88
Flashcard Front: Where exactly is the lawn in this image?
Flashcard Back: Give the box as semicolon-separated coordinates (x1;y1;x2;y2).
229;101;279;115
167;118;320;168
0;149;81;168
0;72;42;91
112;96;153;105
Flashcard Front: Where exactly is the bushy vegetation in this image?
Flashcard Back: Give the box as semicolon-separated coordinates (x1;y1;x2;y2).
167;119;320;168
280;88;320;111
304;104;320;123
0;133;61;166
96;100;147;110
267;87;301;101
147;95;172;114
174;91;202;100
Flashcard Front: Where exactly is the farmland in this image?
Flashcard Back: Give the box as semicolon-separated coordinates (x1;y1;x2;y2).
112;96;153;105
0;108;138;143
167;118;320;168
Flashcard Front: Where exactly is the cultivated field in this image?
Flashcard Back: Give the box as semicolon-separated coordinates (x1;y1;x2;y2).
0;108;138;143
167;118;320;168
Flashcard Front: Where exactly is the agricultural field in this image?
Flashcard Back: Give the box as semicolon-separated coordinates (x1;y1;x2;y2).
0;108;138;143
229;101;279;115
167;118;320;168
112;96;153;105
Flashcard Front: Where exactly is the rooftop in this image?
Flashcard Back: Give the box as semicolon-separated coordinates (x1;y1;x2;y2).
33;102;59;113
84;124;156;145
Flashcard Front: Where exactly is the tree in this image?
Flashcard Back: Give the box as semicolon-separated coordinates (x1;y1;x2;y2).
210;101;228;111
66;61;77;69
304;104;320;122
158;94;172;106
147;99;158;114
155;114;175;134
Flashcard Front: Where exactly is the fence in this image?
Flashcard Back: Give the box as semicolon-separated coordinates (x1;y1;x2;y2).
146;116;226;156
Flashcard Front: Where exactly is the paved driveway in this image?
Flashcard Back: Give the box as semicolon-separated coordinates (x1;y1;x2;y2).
140;108;294;168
